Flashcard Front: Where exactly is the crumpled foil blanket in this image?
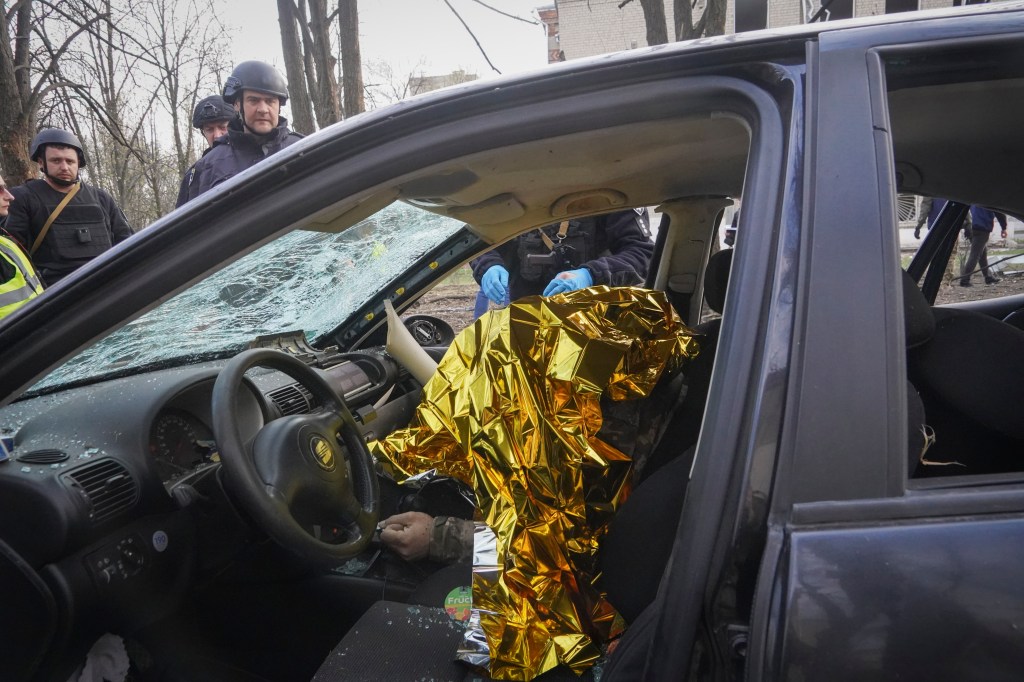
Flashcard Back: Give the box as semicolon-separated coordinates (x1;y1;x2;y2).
370;286;698;680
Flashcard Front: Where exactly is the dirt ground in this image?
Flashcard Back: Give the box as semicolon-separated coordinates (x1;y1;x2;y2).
933;271;1024;305
406;283;480;335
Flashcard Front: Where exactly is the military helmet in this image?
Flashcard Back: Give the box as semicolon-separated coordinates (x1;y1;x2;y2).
192;95;236;128
222;61;289;105
29;128;87;168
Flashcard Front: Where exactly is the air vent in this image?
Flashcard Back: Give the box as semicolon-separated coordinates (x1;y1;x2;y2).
63;459;138;524
17;448;69;464
267;383;317;416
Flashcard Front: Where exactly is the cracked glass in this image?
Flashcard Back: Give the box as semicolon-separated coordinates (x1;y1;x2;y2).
32;202;465;392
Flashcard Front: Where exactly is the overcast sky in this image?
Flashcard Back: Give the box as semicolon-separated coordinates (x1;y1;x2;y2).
230;0;550;82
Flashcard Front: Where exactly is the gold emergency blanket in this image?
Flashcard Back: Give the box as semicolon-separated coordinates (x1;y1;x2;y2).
371;286;698;680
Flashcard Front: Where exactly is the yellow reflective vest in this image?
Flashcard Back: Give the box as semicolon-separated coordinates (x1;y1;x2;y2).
0;235;44;320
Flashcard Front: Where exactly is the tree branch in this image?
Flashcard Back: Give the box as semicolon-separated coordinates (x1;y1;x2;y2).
469;0;539;24
442;0;501;74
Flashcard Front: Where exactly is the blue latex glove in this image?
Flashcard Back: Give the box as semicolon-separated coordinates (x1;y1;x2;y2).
542;268;593;297
481;265;509;304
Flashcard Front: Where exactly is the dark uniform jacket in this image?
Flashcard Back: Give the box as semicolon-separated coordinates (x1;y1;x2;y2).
175;144;216;208
470;209;654;302
177;117;303;207
6;179;133;286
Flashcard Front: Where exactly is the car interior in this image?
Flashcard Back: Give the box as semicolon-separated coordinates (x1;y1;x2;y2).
2;27;1024;682
885;39;1024;483
1;87;760;680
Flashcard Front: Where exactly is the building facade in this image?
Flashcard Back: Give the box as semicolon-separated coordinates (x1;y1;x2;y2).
546;0;992;61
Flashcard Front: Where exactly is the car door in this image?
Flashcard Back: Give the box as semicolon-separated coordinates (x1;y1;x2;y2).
747;9;1024;681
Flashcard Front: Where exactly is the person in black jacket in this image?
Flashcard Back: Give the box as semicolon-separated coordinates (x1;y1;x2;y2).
177;61;303;206
6;129;133;286
175;95;237;207
470;208;654;308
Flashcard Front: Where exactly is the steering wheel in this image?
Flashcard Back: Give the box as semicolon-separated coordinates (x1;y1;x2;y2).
212;349;379;563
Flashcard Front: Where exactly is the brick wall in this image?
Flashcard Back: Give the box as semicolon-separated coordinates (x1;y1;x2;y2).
555;0;967;56
556;0;675;59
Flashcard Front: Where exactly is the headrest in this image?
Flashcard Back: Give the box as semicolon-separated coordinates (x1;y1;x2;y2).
902;270;935;348
704;248;733;314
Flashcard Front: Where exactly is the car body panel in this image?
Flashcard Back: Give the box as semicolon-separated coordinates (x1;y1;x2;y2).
1;4;1024;680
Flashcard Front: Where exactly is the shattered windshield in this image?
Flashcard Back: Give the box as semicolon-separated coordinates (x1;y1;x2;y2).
33;202;466;392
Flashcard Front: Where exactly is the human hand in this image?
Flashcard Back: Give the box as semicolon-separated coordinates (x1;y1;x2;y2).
1002;229;1008;239
378;511;433;561
543;268;593;297
481;265;509;304
913;227;921;239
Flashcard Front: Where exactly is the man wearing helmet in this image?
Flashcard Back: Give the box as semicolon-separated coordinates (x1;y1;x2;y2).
175;95;237;207
5;128;133;286
177;61;303;206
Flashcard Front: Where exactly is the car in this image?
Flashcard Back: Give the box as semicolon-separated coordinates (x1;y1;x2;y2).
3;3;1024;680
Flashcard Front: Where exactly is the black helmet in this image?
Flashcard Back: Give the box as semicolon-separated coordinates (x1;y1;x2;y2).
192;95;236;128
222;61;288;105
29;128;87;168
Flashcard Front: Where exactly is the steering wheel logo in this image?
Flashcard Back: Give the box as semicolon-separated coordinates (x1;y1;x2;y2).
309;435;336;471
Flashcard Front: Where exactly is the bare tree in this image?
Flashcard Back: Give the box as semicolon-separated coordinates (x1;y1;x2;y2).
637;0;669;45
621;0;726;42
277;0;316;134
141;0;231;178
363;57;426;110
674;0;726;40
0;0;108;184
1;0;232;223
307;0;341;126
337;0;363;117
276;0;364;129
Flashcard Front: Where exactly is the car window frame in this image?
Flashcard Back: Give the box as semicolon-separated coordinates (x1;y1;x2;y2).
776;13;1024;524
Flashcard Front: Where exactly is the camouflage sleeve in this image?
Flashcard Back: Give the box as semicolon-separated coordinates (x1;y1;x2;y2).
428;516;475;563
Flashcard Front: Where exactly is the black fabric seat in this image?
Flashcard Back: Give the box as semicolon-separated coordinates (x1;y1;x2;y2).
641;248;732;479
903;271;1024;475
1002;307;1024;331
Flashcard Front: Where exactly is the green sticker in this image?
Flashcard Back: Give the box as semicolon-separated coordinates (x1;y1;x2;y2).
444;585;472;621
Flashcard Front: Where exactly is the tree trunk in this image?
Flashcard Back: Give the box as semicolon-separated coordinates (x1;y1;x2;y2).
277;0;316;134
338;0;364;117
675;0;727;40
703;0;727;37
674;0;695;40
0;1;36;184
639;0;669;45
308;0;341;127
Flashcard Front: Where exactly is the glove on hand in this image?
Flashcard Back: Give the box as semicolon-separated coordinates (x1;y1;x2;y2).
543;268;593;297
481;265;509;304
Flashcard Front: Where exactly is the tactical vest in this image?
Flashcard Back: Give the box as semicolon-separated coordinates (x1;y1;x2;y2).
517;219;609;283
0;236;44;319
28;182;114;261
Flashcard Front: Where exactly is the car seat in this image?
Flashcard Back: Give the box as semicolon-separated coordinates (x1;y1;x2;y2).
1002;307;1024;331
640;247;732;480
903;270;1024;475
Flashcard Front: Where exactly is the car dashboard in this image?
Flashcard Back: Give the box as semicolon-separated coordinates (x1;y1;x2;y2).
0;347;422;669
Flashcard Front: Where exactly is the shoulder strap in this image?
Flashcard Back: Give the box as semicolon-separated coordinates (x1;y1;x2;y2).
537;221;570;251
31;182;80;255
